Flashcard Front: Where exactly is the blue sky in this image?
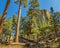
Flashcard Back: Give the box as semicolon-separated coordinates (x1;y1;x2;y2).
0;0;60;19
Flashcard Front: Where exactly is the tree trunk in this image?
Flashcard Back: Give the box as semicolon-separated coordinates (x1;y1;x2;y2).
0;0;10;34
15;3;22;42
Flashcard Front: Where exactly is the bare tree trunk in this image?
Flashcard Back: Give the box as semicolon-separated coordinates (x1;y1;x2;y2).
15;3;22;42
0;0;10;34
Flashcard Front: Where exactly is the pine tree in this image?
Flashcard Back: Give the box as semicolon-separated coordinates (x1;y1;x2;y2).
49;7;58;37
27;0;40;39
0;0;10;34
14;0;28;42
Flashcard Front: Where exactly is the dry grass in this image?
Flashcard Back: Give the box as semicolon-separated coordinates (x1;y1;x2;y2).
0;44;25;48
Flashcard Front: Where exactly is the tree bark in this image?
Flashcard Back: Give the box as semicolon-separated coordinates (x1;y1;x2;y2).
15;3;22;42
0;0;10;34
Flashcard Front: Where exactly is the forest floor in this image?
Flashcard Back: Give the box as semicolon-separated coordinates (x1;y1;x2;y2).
0;43;60;48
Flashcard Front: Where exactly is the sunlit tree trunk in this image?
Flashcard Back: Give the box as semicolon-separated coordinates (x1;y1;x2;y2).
15;3;22;42
0;0;10;34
